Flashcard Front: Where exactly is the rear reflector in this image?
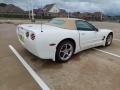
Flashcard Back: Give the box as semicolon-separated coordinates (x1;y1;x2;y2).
26;32;29;38
31;33;35;40
49;43;56;46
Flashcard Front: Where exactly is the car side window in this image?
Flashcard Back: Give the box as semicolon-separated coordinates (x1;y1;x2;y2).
76;20;96;31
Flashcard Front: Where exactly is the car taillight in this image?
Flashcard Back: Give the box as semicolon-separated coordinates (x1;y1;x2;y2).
31;33;35;40
26;32;29;38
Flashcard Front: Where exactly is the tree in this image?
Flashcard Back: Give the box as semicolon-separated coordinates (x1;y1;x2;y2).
0;3;7;7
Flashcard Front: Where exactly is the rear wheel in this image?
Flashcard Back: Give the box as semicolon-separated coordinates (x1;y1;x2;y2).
55;40;74;63
105;33;113;46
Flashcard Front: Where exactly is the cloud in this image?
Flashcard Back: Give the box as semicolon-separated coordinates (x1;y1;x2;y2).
0;0;120;16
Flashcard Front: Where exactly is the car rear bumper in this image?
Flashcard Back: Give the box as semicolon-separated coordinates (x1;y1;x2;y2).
17;27;56;61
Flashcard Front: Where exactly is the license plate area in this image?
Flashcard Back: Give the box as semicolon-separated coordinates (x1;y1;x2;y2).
19;34;25;43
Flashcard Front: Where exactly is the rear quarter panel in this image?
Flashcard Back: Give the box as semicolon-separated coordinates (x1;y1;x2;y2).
35;28;80;60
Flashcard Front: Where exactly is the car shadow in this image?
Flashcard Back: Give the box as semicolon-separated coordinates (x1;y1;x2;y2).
20;46;107;71
20;48;63;70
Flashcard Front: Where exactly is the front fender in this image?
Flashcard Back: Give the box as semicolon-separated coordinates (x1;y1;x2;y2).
99;29;113;46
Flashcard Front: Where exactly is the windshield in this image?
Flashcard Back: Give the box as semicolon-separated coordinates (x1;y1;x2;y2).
48;19;65;25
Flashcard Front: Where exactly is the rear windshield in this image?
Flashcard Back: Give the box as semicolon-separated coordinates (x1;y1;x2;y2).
48;20;65;25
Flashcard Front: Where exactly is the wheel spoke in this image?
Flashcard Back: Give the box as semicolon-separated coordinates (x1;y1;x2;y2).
64;44;67;49
67;46;72;52
63;53;67;58
61;53;67;60
60;44;67;52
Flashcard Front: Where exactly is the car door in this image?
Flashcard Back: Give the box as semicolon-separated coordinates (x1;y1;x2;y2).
76;20;99;50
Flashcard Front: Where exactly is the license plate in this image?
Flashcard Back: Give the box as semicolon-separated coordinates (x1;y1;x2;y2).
19;35;25;43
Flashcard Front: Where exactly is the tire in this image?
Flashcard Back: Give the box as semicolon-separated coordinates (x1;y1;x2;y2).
105;33;113;46
55;40;74;63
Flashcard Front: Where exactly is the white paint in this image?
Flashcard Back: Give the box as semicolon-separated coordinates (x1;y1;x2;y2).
114;39;120;42
9;45;50;90
93;48;120;58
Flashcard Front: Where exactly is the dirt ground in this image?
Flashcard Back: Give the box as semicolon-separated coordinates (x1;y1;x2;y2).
0;20;120;90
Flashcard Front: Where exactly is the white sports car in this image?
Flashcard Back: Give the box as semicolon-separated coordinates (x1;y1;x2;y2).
17;18;113;63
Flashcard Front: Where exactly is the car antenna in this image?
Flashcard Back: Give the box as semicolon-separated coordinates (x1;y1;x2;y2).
67;3;70;18
41;0;43;32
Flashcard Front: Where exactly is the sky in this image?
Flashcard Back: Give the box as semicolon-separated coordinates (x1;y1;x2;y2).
0;0;120;16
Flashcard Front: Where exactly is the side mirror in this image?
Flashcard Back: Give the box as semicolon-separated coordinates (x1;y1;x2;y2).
95;28;99;32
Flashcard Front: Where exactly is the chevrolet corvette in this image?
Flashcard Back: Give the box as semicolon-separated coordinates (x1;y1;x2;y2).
17;18;113;62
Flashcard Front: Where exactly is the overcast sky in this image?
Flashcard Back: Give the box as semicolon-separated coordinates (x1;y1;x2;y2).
1;0;120;16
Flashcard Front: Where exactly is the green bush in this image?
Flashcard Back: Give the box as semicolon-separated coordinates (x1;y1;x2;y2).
0;3;7;7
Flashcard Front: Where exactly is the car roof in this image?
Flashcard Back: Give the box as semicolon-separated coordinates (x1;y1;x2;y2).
47;18;85;30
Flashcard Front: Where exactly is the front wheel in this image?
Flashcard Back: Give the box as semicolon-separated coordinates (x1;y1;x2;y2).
55;41;74;63
105;34;113;46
